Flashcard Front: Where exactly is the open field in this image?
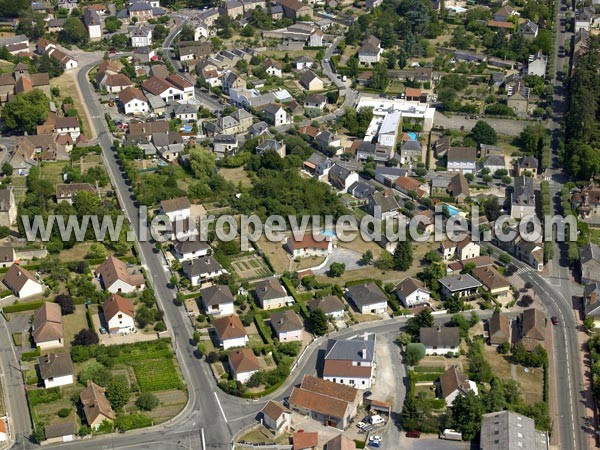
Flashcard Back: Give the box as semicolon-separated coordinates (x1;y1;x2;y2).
257;236;290;273
39;162;67;185
62;306;89;350
219;167;253;188
58;243;93;261
231;254;272;280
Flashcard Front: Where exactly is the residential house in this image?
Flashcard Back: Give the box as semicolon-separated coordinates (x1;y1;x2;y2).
270;309;304;342
96;256;145;294
80;381;116;430
438;366;478;407
133;46;156;63
39;353;74;388
315;131;341;154
222;71;246;94
182;256;226;286
447;173;470;204
286;233;332;258
0;247;15;268
329;164;359;193
308;296;345;319
514;239;544;272
263;103;287;126
345;282;388;315
169;216;199;242
574;6;595;33
323;334;376;389
303;152;333;179
438;274;482;299
55;116;80;139
166;73;195;100
57;0;78;12
213;134;239;158
519;308;546;351
396;140;423;165
201;284;235;316
103;294;135;335
249;121;270;138
214;314;248;350
174;103;198;121
277;0;313;19
511;176;536;219
256;139;286;158
119;87;149;115
309;28;324;47
520;20;539;39
358;35;382;66
173;239;209;263
289;375;362;430
368;190;401;220
439;238;481;261
394;277;430;308
481;155;506;176
0;64;50;103
419;326;460;355
254;277;292;309
300;71;324;91
293;431;319;450
130;25;152;47
142;76;184;103
228;348;260;383
480;410;549;450
488;311;510;345
219;0;244;17
160;196;191;221
83;8;102;40
348;181;375;200
584;282;600;329
265;58;283;78
493;5;518;22
472;266;511;302
517;155;539;177
4;264;44;298
433;136;450;158
527;51;548;77
48;49;78;70
447;147;477;174
31;302;63;350
394;176;428;198
44;422;77;444
581;243;600;284
47;19;66;34
507;92;529;116
261;400;292;434
128;1;154;20
295;55;314;70
0;189;16;226
377;111;401;149
304;94;326;110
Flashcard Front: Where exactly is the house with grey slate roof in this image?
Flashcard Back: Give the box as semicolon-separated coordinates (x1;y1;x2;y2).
345;282;388;315
323;334;376;388
438;274;482;299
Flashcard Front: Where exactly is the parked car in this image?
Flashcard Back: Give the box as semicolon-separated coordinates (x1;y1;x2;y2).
357;422;368;429
406;430;421;438
368;436;382;448
370;415;385;425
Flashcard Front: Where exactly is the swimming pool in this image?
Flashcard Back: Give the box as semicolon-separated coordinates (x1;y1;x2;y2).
407;132;418;141
443;203;461;216
320;230;337;238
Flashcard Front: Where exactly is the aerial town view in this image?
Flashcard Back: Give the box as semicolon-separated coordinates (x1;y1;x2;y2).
0;0;595;448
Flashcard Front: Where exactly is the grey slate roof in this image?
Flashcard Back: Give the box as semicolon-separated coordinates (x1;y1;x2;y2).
270;309;303;334
201;284;234;307
346;282;388;308
174;239;210;256
308;295;345;314
348;181;375;199
513;176;535;206
255;277;287;302
480;410;549;450
370;190;400;214
438;274;482;292
324;334;375;362
182;256;223;276
419;326;460;348
45;422;76;439
39;353;74;379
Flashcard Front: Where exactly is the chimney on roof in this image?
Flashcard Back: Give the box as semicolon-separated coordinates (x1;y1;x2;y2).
361;348;367;359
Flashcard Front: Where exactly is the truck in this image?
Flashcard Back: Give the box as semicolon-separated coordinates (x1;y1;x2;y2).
440;429;463;441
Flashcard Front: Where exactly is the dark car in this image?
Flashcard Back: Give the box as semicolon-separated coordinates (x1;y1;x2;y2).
406;430;421;438
551;316;559;325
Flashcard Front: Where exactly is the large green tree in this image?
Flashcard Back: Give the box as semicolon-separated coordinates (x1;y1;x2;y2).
308;308;328;336
60;17;89;45
393;240;413;271
450;392;484;440
106;376;130;410
471;120;497;145
1;89;49;133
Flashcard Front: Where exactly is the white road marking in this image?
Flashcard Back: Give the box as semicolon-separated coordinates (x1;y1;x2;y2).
214;391;228;423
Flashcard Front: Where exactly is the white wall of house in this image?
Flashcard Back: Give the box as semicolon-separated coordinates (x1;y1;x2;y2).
175;248;210;262
358;301;387;315
235;368;257;383
164;208;191;222
424;345;458;356
458;243;480;260
397;289;430;308
324;310;344;319
324;375;372;389
17;279;44;298
276;329;303;342
124;100;149;115
291;246;331;258
37;339;64;351
107;313;135;334
205;302;235;316
221;335;248;350
88;24;102;40
260;297;291;310
44;373;74;389
104;279;142;294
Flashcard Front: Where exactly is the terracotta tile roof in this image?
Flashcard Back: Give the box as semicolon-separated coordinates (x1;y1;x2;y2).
488;312;510;344
325;434;356;450
439;366;473;399
80;380;116;425
472;266;510;291
56;183;95;199
394;176;422;192
228;348;260;374
103;294;135;322
323;359;372;378
287;233;330;250
487;20;515;28
300;374;359;403
289;386;349;419
55;116;80;129
4;264;41;295
142;76;175;95
261;400;290;421
404;87;422;97
293;431;318;450
96;256;145;290
166;73;193;89
213;314;247;340
395;277;428;298
520;308;545;350
160;196;190;213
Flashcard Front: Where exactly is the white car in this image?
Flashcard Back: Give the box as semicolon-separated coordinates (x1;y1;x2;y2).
369;436;382;442
357;422;368;429
370;415;385;425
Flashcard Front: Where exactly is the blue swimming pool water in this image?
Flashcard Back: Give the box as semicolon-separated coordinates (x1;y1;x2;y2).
182;125;193;132
444;203;461;216
320;230;337;237
408;132;418;141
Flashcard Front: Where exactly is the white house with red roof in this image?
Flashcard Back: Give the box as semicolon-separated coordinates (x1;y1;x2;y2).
285;233;332;258
103;294;135;334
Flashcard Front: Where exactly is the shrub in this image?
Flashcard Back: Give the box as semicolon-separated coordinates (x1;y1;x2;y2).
115;413;153;431
136;392;159;411
57;407;71;418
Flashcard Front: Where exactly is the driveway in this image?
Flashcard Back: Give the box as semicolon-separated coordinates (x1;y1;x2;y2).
313;247;363;275
370;334;396;404
399;435;473;449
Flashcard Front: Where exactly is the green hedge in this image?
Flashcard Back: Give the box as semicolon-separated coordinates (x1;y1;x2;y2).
22;348;41;361
116;413;153;431
345;278;376;287
253;312;273;345
28;387;60;406
241;377;286;399
3;300;44;314
412;366;445;373
0;289;12;298
410;371;441;382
